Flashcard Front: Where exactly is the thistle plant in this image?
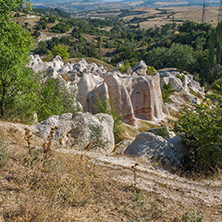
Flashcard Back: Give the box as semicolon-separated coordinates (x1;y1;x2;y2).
131;163;139;187
42;126;59;167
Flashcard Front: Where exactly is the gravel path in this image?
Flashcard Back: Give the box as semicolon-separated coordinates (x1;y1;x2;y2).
58;148;222;209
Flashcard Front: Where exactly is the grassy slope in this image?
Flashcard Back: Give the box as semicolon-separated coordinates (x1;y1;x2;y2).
0;123;221;222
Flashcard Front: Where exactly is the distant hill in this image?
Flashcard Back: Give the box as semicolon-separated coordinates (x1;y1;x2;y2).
33;7;71;18
30;0;221;13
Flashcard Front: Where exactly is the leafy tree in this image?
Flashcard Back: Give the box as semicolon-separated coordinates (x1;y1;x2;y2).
145;47;170;69
52;44;70;61
169;43;196;71
32;29;41;38
174;94;222;171
48;15;56;23
0;0;35;119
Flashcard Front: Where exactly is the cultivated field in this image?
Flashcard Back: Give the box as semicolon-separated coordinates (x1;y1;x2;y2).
75;6;220;29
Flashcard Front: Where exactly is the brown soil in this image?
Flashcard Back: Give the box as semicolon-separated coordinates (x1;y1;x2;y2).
0;121;221;222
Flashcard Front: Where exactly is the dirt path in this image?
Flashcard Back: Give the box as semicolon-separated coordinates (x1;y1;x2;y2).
58;148;222;210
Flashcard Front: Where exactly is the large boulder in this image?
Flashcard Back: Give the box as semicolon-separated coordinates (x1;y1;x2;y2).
33;112;115;154
132;60;147;75
161;74;183;92
124;132;188;167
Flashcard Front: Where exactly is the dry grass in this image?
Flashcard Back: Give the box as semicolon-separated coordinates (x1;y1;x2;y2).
0;143;208;222
0;125;221;221
138;120;159;133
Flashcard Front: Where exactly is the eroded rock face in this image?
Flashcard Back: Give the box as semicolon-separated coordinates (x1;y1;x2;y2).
77;73;104;110
123;73;168;121
124;132;188;167
33;112;114;154
87;82;110;114
104;73;136;125
29;55;205;126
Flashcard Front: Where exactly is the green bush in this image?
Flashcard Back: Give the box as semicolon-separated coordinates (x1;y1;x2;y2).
174;94;222;171
35;77;77;122
93;97;123;142
176;74;185;82
146;66;156;75
212;77;222;94
162;82;176;103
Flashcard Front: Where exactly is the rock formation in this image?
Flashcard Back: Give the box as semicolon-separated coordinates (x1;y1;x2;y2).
124;132;188;167
33;112;115;154
28;55;204;125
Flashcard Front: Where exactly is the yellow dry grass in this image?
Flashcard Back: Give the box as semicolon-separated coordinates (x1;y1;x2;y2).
0;124;221;221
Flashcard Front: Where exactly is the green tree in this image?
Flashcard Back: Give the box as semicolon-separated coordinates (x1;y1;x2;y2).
169;43;196;71
52;44;70;61
97;35;102;57
145;47;170;69
48;15;56;23
36;78;77;122
174;94;222;171
0;0;35;119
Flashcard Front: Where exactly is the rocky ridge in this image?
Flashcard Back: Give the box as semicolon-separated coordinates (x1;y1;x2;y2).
27;55;206;167
29;55;204;126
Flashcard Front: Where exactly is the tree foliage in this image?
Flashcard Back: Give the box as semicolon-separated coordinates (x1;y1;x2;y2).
174;94;222;171
0;0;34;118
52;44;70;61
35;78;77;122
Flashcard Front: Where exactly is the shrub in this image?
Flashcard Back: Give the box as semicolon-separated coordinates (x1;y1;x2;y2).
182;210;205;222
146;66;156;75
93;96;123;142
35;77;77;122
162;82;176;103
212;77;222;94
176;74;185;82
174;94;222;172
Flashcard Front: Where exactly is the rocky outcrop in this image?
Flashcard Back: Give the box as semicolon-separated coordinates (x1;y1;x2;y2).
161;74;183;92
132;60;147;75
104;73;136;125
28;55;205;126
77;73;104;111
124;132;188;167
29;55;64;74
33;112;115;154
123;73;168;121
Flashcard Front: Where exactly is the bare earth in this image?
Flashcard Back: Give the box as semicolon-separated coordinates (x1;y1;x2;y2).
0;121;221;221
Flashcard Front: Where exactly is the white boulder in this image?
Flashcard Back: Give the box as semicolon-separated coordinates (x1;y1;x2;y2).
124;132;188;167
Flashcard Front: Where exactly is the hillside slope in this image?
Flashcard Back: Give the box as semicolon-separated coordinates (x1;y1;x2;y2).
0;121;221;221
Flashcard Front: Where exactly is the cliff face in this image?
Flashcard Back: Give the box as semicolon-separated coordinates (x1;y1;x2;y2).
29;55;204;125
